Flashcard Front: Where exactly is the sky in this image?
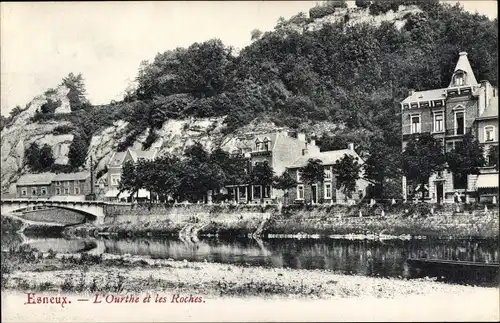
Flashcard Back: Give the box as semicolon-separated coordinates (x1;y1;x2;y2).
1;1;498;116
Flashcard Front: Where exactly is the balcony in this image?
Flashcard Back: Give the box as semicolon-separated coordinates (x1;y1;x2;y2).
250;149;272;156
445;127;472;137
402;132;430;141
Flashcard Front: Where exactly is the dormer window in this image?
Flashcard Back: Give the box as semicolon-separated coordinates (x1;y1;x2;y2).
263;137;270;151
255;139;261;151
453;72;465;86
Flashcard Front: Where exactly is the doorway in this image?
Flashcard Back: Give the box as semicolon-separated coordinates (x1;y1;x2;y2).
311;184;318;203
436;182;444;204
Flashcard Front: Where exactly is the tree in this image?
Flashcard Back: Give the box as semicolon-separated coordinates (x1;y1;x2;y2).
250;29;263;41
299;158;324;202
68;136;88;169
62;73;89;111
25;142;41;171
39;144;55;171
118;160;141;200
364;140;402;198
401;134;446;202
487;145;499;170
333;154;362;199
273;170;297;203
446;132;486;193
355;0;372;8
250;161;275;201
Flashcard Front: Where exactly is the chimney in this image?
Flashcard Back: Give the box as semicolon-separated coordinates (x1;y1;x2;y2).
302;148;308;156
310;139;316;147
348;143;355;151
297;132;306;142
408;89;415;96
479;80;492;116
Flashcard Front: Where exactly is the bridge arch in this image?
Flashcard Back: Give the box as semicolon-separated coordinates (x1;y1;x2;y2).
1;199;106;225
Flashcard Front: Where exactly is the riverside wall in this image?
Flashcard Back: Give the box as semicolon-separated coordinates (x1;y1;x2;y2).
60;202;500;239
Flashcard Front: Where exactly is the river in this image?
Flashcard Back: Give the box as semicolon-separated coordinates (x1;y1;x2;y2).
3;230;498;286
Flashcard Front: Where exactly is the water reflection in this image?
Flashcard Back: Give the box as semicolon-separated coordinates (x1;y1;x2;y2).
4;232;498;285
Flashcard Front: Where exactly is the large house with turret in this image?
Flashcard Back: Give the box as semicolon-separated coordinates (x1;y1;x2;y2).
401;52;498;203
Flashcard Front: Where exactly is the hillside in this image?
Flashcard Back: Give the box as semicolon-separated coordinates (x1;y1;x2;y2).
1;0;498;193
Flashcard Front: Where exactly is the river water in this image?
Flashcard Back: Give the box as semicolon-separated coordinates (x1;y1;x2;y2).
3;231;498;286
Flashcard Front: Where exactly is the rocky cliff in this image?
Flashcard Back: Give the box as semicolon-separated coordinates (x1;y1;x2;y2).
1;89;288;193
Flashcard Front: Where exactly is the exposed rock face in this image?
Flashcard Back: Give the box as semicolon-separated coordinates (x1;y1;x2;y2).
307;6;422;32
1;86;73;192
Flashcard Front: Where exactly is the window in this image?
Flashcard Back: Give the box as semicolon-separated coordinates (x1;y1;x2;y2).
74;187;80;195
74;180;79;185
446;142;454;153
453;172;467;189
411;115;421;134
255;139;261;151
455;111;465;135
31;188;37;196
296;170;302;183
55;181;61;186
433;113;444;132
253;185;262;199
262;138;271;151
238;186;247;200
485;126;495;142
41;187;47;195
111;175;120;186
264;186;271;198
63;181;70;187
21;189;27;196
296;185;304;200
454;73;464;86
55;188;60;195
64;188;69;195
324;166;332;180
324;183;332;199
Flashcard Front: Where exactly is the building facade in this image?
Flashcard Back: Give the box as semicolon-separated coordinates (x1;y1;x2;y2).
222;130;320;203
401;52;498;203
103;147;158;201
15;171;92;199
285;144;369;205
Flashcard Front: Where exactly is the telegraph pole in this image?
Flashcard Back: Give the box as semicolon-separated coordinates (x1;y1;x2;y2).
90;155;95;197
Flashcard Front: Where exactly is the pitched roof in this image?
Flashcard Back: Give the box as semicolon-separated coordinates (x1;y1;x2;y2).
16;173;55;186
449;52;478;87
478;97;499;120
401;88;447;104
108;151;127;167
128;148;158;162
53;171;90;181
287;149;361;169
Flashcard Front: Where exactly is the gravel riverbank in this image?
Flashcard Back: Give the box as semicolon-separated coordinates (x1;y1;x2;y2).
2;250;498;321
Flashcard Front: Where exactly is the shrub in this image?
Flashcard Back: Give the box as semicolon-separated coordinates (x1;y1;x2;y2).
309;5;337;19
52;124;74;135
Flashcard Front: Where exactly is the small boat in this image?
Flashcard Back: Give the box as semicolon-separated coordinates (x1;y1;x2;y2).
406;258;500;286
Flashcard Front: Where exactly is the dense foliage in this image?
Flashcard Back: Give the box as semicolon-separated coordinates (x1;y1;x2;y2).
332;154;362;198
4;1;497;196
401;134;446;201
24;142;55;172
118;144;250;202
446;131;486;189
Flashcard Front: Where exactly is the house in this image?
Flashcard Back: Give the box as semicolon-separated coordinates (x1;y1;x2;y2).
469;96;499;202
15;171;92;199
51;171;92;200
222;130;320;203
103;147;158;201
16;173;54;198
401;51;498;203
285;144;369;205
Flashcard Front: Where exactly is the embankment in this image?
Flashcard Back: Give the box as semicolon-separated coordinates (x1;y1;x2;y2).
62;203;499;239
